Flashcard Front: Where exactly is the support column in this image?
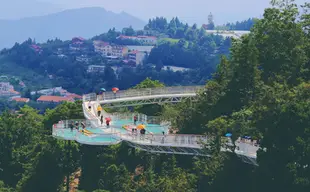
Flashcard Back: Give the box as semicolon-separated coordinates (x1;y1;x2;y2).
66;140;71;192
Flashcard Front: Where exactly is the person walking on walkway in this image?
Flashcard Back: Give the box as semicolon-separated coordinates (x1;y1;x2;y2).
100;116;104;125
75;121;79;130
69;121;74;132
134;115;138;125
81;122;86;133
97;105;102;117
140;128;146;140
88;101;92;111
106;119;110;128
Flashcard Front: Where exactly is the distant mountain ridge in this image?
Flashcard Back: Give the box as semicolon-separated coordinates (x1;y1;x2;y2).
0;0;61;20
0;7;146;49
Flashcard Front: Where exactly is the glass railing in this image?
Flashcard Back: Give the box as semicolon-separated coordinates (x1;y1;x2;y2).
52;119;259;159
83;86;203;102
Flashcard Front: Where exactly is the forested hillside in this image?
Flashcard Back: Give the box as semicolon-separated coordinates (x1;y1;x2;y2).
0;1;310;192
0;18;231;94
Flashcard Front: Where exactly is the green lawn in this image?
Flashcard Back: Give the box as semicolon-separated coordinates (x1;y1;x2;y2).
157;38;190;48
158;38;180;44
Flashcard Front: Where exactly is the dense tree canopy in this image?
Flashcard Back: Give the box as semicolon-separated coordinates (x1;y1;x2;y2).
1;1;310;192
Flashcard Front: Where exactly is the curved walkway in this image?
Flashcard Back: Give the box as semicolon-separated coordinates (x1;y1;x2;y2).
53;86;259;166
83;86;203;107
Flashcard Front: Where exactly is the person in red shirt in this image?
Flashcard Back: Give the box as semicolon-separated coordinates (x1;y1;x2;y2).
106;119;110;128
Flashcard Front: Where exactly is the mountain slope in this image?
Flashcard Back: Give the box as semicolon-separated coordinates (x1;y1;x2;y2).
0;0;61;20
0;7;146;49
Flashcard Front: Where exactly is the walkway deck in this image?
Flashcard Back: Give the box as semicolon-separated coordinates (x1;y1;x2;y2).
83;86;203;108
53;86;259;166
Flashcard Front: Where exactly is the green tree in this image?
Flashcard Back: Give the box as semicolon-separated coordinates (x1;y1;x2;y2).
133;77;164;89
122;26;135;36
133;78;165;116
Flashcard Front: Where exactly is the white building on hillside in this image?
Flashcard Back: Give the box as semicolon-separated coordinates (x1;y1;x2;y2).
126;50;147;66
117;35;157;45
93;40;127;58
205;30;250;39
87;65;105;73
31;87;65;96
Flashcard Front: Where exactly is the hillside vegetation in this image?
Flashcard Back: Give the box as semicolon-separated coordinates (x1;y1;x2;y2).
0;17;233;94
0;1;309;192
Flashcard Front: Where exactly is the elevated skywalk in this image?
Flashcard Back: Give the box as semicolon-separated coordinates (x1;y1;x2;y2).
83;86;203;108
52;86;259;166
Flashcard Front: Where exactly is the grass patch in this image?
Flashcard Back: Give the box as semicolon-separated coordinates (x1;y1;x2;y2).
158;38;180;44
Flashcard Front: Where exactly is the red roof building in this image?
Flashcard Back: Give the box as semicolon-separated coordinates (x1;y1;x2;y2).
72;37;85;43
30;44;42;53
12;98;30;103
66;93;82;100
37;96;74;103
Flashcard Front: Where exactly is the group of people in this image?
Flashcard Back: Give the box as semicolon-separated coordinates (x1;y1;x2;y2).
97;105;111;127
69;121;86;132
131;127;146;140
100;116;110;127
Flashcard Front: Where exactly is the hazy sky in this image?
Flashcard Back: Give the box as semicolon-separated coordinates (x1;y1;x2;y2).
1;0;308;24
42;0;271;24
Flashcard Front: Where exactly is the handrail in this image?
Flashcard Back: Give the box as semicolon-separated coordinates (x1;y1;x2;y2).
52;124;258;158
52;127;121;145
83;86;203;102
111;112;147;123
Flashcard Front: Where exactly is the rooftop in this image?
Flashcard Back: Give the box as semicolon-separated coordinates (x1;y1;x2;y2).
37;95;74;103
118;35;157;40
126;46;154;53
72;37;85;41
12;97;30;102
66;93;82;99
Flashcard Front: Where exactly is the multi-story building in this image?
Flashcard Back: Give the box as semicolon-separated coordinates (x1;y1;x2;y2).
0;82;20;96
127;50;147;66
70;37;86;50
30;87;64;96
30;44;42;53
93;40;128;58
87;65;105;73
126;46;154;55
0;82;13;91
204;30;250;39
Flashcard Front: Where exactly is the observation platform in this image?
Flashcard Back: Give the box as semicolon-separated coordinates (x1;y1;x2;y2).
52;86;259;166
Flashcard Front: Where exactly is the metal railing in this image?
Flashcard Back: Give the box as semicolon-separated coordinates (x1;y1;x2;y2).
83;86;203;102
75;132;121;145
111;112;147;123
146;116;164;125
52;121;258;158
52;124;121;145
53;119;97;129
83;93;97;102
135;133;208;147
109;113;170;133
